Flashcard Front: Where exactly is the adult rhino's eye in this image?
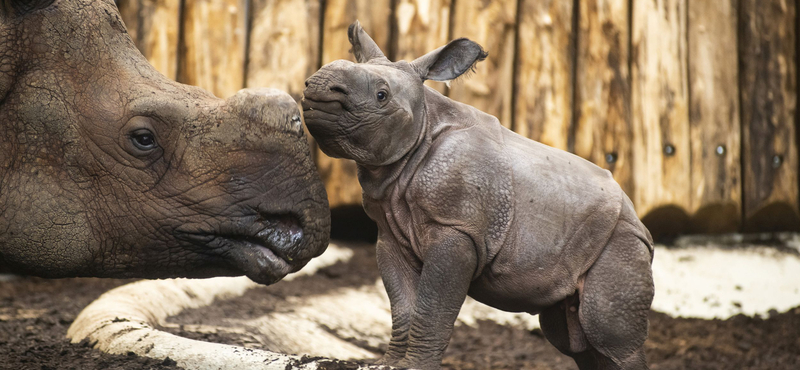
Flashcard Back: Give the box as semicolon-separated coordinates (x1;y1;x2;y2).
130;129;157;151
377;90;388;102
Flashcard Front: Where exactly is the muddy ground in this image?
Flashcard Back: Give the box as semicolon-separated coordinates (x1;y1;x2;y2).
2;239;799;370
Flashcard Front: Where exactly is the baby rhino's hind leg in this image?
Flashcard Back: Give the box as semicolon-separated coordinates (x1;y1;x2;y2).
539;298;599;369
578;222;654;369
540;222;653;370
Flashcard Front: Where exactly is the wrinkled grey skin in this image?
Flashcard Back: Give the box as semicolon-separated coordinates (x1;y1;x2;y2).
303;21;655;370
0;0;330;285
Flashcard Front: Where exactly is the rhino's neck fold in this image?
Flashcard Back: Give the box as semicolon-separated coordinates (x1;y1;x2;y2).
358;139;429;201
357;87;469;201
357;101;432;201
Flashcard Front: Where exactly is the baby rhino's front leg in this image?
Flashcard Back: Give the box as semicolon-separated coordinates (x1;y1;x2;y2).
378;227;477;370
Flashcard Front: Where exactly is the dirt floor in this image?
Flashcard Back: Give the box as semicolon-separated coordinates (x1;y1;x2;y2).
2;240;800;370
0;277;182;370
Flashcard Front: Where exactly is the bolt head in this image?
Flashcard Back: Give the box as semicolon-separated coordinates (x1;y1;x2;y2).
772;155;783;169
663;144;676;156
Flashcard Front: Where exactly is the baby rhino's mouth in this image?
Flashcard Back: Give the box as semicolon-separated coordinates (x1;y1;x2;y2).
176;214;309;285
300;96;351;158
301;96;344;122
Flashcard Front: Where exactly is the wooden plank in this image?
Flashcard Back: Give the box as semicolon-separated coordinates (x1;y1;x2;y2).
179;0;247;98
631;0;691;235
247;0;321;99
513;0;573;150
687;0;742;233
317;0;392;208
739;0;799;231
573;0;632;197
321;0;391;64
393;0;452;93
116;0;181;80
448;0;517;128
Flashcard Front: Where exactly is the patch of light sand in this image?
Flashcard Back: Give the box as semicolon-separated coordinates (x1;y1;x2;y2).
651;244;800;319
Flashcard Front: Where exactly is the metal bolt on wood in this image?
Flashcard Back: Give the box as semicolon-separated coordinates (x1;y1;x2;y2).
772;155;783;169
663;144;676;156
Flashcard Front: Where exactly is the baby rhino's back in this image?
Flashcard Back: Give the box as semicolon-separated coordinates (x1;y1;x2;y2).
469;128;632;312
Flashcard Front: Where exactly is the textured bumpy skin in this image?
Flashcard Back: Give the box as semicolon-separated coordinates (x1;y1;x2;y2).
0;0;330;285
302;20;654;370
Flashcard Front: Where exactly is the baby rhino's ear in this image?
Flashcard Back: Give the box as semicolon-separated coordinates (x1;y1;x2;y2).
348;20;387;63
410;38;488;82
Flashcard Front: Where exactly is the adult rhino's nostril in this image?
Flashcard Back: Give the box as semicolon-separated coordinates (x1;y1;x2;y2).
304;80;310;87
330;85;348;95
257;214;304;260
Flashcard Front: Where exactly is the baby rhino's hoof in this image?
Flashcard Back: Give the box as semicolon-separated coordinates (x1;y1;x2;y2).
396;359;441;370
375;357;399;367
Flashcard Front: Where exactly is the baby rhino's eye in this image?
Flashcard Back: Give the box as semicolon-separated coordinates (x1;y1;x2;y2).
377;90;388;102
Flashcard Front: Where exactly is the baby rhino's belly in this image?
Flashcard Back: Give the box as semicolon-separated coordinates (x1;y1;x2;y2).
467;256;584;314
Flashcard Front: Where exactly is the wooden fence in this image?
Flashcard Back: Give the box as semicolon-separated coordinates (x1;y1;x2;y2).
116;0;800;235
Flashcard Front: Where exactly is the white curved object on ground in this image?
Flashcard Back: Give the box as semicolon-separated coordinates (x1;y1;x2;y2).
67;243;388;370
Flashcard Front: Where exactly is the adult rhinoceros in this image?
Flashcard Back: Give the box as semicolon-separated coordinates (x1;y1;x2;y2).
0;0;330;285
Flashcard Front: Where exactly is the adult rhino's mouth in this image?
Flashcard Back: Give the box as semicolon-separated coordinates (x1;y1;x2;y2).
175;214;310;285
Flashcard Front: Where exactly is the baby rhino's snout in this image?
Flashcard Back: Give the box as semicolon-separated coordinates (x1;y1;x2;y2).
302;60;355;102
304;77;348;96
301;61;358;139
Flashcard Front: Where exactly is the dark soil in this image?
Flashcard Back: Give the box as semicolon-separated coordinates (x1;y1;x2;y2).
0;277;183;370
2;241;799;370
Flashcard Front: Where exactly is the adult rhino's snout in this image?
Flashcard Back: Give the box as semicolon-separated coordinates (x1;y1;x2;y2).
177;88;330;285
227;88;305;137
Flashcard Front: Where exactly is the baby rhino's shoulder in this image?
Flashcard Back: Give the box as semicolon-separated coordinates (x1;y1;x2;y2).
409;125;513;224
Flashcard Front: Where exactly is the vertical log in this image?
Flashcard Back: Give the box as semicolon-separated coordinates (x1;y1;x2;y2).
247;0;321;99
317;0;392;208
393;0;452;93
573;0;632;199
740;0;799;231
117;0;181;80
631;0;691;236
514;0;573;150
179;0;247;98
321;0;391;64
687;0;741;232
448;0;517;128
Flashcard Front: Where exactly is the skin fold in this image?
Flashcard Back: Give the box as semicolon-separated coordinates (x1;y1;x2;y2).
302;20;655;370
0;0;330;285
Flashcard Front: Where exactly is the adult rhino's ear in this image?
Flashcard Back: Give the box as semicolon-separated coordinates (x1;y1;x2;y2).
410;38;488;82
1;0;55;18
348;20;387;63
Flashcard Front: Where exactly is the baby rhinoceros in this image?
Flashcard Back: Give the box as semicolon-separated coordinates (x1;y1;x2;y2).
302;21;655;370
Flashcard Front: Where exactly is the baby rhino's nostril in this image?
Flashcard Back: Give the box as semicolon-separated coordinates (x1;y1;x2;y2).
330;85;348;95
304;80;310;87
